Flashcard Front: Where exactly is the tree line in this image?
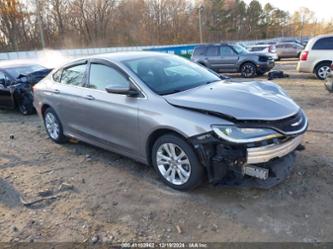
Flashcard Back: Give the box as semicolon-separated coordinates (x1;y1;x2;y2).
0;0;332;52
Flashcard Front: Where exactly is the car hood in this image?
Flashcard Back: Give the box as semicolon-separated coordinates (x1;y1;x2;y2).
163;80;300;121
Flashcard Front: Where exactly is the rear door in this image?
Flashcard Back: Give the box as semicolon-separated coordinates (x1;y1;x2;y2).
46;60;90;136
0;71;15;109
205;46;222;72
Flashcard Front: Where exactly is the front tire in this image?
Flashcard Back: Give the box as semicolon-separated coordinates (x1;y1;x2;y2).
240;62;257;78
18;101;35;115
315;62;331;80
43;108;67;144
152;134;204;190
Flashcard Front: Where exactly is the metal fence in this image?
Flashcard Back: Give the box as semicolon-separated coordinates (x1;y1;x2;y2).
0;36;308;61
0;44;198;61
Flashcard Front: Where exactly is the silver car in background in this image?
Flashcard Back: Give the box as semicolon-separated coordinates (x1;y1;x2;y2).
33;52;308;190
276;42;304;60
247;44;279;61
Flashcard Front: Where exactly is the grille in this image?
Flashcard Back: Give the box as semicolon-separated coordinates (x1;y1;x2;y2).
237;110;307;136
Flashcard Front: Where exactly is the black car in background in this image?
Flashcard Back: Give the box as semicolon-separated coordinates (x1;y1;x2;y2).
191;43;275;78
0;63;51;115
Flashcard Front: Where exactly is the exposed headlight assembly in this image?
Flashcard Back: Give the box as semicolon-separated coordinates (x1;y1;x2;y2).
212;125;282;144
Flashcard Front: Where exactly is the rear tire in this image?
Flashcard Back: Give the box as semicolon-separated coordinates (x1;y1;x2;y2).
240;62;257;78
43;108;67;144
152;134;204;190
315;62;331;80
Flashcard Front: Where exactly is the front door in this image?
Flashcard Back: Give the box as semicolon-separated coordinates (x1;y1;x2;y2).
78;59;140;156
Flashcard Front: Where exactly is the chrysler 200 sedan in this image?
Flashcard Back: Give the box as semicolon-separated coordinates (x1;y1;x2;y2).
33;52;308;190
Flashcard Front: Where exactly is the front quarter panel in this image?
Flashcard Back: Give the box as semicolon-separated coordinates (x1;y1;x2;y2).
137;95;232;162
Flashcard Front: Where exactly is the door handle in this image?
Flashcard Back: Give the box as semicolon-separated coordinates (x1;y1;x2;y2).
85;95;95;100
53;89;60;94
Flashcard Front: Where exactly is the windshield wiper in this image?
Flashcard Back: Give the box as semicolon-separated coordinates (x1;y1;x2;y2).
204;79;221;85
160;89;184;95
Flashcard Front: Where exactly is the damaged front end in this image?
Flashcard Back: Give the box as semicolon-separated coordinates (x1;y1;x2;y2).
189;110;308;189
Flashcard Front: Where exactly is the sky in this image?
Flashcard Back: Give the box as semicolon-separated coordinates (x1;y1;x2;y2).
243;0;333;21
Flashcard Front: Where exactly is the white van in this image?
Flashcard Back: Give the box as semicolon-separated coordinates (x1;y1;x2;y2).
297;34;333;80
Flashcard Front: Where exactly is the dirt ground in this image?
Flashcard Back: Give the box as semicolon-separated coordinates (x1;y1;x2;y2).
0;60;332;243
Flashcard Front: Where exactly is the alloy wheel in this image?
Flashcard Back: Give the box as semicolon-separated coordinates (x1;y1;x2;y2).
156;143;191;186
45;112;60;140
318;66;330;79
241;64;256;77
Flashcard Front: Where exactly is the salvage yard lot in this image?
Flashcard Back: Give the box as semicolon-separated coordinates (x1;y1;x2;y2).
0;60;332;242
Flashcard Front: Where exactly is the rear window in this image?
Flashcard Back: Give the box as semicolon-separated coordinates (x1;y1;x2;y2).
312;37;333;50
206;46;220;56
193;47;206;56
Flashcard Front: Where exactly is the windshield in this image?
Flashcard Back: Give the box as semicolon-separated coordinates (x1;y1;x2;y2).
123;55;221;95
232;44;249;54
5;64;46;79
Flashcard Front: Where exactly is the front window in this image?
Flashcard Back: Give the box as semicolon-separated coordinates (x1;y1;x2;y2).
221;46;236;56
123;55;221;95
5;64;46;79
88;63;130;91
231;44;248;54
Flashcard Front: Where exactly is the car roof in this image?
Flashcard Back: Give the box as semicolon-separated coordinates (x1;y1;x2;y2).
92;51;175;62
195;43;232;48
310;34;333;40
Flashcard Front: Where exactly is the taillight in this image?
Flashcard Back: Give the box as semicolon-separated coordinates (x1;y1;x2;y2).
330;64;333;70
300;51;309;61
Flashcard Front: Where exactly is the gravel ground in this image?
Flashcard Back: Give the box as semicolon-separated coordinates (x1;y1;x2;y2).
0;60;332;243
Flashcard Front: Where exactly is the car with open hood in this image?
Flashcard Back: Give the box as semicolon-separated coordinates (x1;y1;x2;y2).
33;52;307;190
0;62;51;115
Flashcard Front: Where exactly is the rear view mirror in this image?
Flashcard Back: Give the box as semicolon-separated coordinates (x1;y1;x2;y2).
105;85;139;97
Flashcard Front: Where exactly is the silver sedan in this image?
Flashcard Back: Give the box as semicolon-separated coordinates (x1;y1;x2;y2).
33;52;307;190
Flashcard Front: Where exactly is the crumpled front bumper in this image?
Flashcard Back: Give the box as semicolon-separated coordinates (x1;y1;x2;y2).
190;132;304;189
219;153;297;189
247;135;303;164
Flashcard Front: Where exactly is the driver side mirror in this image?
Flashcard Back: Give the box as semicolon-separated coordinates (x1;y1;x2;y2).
105;85;139;97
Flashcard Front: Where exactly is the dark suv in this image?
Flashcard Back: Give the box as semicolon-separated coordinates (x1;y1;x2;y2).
191;44;275;78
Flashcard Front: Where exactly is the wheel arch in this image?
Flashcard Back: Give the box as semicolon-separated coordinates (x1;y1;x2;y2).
313;60;332;73
145;128;189;166
41;103;51;117
238;60;257;72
